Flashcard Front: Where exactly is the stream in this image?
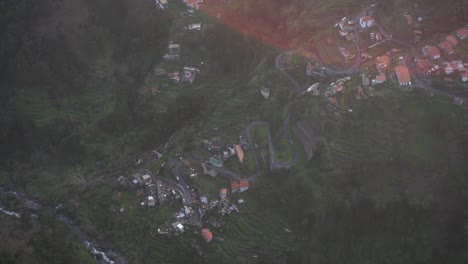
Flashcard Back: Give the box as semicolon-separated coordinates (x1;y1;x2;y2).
0;185;127;264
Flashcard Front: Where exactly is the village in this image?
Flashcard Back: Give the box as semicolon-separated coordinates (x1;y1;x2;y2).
114;0;468;256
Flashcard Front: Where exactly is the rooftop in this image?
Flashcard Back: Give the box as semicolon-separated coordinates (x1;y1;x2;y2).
395;66;411;84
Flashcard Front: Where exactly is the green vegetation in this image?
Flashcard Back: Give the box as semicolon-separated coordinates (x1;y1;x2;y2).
2;0;468;263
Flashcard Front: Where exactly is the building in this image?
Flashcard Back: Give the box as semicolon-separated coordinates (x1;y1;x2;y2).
443;62;455;75
417;59;433;74
422;45;441;60
361;74;370;86
376;55;390;68
260;86;271;98
456;28;468;40
188;23;202;30
462;72;468;82
183;0;203;11
446;35;459;46
201;228;213;242
372;75;387;84
395;66;411;86
439;41;455;55
231;181;249;193
239;181;249;192
219;188;228;199
234;144;244;163
451;60;465;72
172;222;185;235
148;196;156;207
168;43;180;54
306;63;317;76
359;16;374;28
231;181;240;193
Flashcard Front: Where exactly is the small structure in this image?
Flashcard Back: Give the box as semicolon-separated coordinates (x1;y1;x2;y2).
208;156;224;168
306;63;317;76
456;28;468;40
260;86;271;98
461;72;468;82
172;222;185;235
439;41;455;55
338;47;355;60
219;188;228;199
361;74;370;86
395;66;411;86
188;23;202;30
148;196;156;207
168;43;180;54
446;35;459;46
207;169;218;177
359;16;374;29
422;45;441;60
239;181;249;192
183;0;203;11
372;75;387;85
234;144;244;163
376;55;390;68
201;228;213;242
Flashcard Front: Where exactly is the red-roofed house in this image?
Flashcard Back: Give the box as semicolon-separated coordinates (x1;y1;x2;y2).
231;181;250;193
456;28;468;40
239;181;249;192
417;59;432;72
439;41;455;55
446;35;458;46
231;181;240;193
422;45;441;60
234;144;244;163
373;75;387;84
395;66;411;86
359;16;374;28
201;228;213;242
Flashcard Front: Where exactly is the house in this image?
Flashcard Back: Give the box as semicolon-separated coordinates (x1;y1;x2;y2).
239;181;249;192
172;222;185;234
208;156;224;167
462;71;468;82
234;144;244;163
162;53;179;61
456;28;468;40
338;21;353;32
417;59;433;74
446;35;459;46
443;62;455;75
219;188;228;199
231;181;240;193
395;66;411;86
168;43;180;54
148;196;156;207
422;45;441;60
376;55;390;68
260;86;271;98
439;41;455;55
372;75;387;84
188;23;202;30
359;16;374;29
183;0;203;11
201;228;213;242
306;63;317;76
451;60;465;71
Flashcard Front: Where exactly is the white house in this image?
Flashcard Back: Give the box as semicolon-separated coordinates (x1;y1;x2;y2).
359;16;374;29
